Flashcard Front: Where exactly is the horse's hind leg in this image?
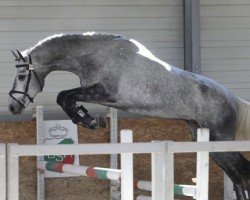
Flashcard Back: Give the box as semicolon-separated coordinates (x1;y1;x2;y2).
243;161;250;199
186;120;200;141
208;126;249;200
187;123;248;199
246;166;250;200
210;152;249;200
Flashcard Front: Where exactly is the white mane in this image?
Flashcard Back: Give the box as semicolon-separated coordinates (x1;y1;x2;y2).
21;33;64;56
82;31;96;36
21;31;96;56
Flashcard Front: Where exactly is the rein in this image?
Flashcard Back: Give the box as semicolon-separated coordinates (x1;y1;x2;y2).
9;55;43;108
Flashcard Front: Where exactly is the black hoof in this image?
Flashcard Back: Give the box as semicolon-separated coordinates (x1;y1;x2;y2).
68;105;107;129
88;119;98;129
70;113;96;129
86;116;107;129
81;116;107;129
73;120;97;129
97;116;107;128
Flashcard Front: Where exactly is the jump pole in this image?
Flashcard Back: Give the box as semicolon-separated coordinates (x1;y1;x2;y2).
37;161;121;181
134;180;196;197
35;128;208;200
36;131;202;200
137;128;209;200
37;161;196;197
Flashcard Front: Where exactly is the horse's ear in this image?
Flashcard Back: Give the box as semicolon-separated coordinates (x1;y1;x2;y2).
16;49;26;62
11;50;21;62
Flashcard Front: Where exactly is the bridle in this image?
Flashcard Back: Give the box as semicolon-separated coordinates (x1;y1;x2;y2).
9;55;43;108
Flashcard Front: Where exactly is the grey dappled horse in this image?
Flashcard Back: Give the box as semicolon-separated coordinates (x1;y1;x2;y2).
8;33;250;199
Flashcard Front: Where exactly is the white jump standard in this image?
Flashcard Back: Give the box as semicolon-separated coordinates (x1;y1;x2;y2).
0;144;6;200
7;130;162;200
7;128;212;200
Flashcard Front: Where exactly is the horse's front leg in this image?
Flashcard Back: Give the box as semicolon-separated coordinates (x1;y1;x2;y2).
57;87;97;128
56;84;112;129
57;85;106;129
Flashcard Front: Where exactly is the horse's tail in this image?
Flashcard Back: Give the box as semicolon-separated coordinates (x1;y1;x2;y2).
235;97;250;140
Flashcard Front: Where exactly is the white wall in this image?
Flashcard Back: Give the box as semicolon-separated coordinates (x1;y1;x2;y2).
200;0;250;100
0;0;184;119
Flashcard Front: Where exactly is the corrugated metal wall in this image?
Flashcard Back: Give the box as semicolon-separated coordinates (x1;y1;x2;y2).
0;0;184;118
200;0;250;100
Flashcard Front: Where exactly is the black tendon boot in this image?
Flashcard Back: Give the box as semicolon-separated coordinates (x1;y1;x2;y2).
72;105;96;129
72;105;106;129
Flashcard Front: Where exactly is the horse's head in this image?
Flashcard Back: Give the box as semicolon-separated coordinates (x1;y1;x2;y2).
8;50;43;114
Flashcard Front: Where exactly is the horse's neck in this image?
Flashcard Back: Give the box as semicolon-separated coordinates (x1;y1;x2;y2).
44;60;80;75
31;35;114;79
32;50;82;79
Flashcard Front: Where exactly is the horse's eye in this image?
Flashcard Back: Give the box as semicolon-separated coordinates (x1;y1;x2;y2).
18;74;26;81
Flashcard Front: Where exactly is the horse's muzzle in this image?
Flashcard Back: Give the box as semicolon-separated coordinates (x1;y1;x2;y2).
8;98;23;115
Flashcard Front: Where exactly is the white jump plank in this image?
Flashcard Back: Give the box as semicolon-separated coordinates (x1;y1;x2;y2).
121;130;133;200
7;144;19;200
168;140;250;153
164;141;174;200
152;141;164;200
8;142;162;156
196;128;209;200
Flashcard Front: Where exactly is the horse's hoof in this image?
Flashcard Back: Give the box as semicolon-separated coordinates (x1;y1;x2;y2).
87;117;106;129
70;113;106;129
98;116;107;128
76;121;96;129
88;119;97;129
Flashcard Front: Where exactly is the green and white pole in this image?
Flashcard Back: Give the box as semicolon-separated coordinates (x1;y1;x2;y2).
135;180;196;198
38;161;197;199
37;161;121;181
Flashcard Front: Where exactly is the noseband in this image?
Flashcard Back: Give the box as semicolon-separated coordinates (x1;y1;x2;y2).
9;55;43;108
